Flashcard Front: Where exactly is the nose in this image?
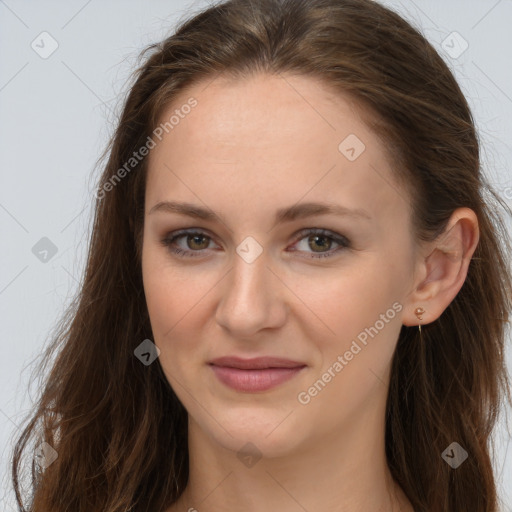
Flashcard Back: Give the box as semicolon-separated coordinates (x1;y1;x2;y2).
214;248;288;338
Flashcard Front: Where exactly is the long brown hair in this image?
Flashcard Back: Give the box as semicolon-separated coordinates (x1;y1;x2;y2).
11;0;512;510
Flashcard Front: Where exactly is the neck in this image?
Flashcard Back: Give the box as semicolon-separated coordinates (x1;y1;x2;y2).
169;387;412;512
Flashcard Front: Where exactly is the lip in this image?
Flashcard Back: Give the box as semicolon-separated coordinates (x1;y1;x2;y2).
209;356;307;392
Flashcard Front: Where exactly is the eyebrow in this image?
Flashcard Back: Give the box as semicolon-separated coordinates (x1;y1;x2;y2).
148;200;372;227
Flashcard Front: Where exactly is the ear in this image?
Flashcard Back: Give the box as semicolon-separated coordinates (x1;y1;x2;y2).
402;207;480;327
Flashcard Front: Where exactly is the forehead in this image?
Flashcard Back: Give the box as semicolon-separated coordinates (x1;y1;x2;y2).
153;72;370;158
145;73;408;226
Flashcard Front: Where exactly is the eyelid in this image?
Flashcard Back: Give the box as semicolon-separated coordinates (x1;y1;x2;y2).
161;227;350;259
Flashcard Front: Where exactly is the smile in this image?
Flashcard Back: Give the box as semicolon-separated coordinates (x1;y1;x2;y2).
208;356;307;392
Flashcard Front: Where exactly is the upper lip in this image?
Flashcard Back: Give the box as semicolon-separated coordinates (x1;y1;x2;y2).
209;356;306;370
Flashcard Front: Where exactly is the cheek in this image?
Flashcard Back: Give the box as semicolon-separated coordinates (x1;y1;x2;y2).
143;239;197;330
296;268;403;419
142;248;201;362
144;279;201;355
303;256;404;388
141;248;229;388
143;277;200;391
299;260;398;337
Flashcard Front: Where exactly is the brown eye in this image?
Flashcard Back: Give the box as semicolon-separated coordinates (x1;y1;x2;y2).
161;230;215;258
290;228;350;259
307;234;333;252
185;233;210;250
161;228;350;259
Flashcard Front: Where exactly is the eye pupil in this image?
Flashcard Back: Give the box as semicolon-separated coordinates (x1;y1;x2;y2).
188;234;209;250
309;235;331;252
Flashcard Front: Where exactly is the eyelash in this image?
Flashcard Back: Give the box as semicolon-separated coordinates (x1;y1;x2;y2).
160;228;351;259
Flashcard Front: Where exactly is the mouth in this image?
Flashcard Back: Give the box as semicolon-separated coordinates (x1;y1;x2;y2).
208;356;307;392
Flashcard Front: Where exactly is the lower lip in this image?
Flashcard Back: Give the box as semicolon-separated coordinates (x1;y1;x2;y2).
210;365;306;392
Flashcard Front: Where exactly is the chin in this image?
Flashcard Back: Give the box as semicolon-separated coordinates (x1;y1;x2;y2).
195;408;306;460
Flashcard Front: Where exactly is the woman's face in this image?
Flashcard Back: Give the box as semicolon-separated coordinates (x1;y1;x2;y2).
142;73;419;457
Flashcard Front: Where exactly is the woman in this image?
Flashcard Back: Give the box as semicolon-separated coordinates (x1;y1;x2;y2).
12;0;512;510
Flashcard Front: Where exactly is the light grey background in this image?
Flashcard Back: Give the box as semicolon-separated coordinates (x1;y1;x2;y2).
1;0;511;510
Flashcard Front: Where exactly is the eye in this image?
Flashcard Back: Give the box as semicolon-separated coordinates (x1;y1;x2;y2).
161;228;351;259
288;228;351;259
161;230;216;258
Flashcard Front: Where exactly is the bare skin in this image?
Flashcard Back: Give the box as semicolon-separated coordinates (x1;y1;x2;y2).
141;72;479;512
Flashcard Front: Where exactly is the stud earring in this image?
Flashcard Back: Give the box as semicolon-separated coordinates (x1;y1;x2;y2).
414;307;425;334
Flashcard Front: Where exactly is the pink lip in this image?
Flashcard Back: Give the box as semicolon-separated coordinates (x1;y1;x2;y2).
209;356;307;392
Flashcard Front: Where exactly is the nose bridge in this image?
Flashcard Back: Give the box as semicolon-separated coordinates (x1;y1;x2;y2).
215;243;285;335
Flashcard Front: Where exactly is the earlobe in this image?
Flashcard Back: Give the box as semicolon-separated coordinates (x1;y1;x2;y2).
414;306;425;334
414;307;425;321
402;207;479;327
